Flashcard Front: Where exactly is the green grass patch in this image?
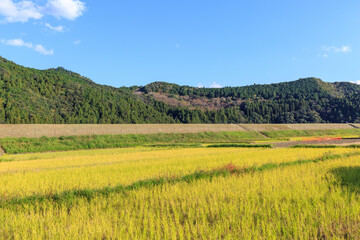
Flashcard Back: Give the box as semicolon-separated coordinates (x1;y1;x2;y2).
0;131;265;154
207;143;272;148
261;129;360;138
291;145;340;148
144;143;203;148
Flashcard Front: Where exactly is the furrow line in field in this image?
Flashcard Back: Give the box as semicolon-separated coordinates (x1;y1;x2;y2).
1;151;359;208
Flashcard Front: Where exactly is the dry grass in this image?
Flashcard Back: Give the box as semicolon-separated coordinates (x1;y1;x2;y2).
240;123;353;131
0;124;355;138
0;124;245;138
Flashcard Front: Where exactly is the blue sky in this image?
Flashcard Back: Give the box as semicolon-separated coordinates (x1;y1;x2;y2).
1;0;360;88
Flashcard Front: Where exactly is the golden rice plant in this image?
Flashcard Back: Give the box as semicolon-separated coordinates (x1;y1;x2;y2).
0;147;356;198
1;152;360;239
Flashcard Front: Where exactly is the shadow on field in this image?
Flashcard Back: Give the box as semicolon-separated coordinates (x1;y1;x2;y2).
332;167;360;194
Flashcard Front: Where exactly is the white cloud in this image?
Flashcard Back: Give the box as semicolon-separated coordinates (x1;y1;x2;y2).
1;38;33;48
210;82;222;88
1;38;53;55
73;40;81;45
0;0;42;23
45;22;64;32
34;44;54;55
176;43;180;49
322;45;352;53
45;0;86;20
0;0;85;23
196;82;223;88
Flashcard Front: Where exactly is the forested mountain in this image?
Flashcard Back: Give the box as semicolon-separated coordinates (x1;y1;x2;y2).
1;56;360;124
0;56;174;124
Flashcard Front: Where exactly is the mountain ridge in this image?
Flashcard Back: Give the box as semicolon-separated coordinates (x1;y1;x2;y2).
0;56;359;124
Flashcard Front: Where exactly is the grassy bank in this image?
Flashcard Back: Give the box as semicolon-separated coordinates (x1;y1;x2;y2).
207;143;273;148
261;129;360;138
0;131;265;154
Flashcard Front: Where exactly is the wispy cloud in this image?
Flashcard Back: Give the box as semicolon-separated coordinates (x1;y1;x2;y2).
1;38;53;55
73;40;81;45
45;22;64;32
210;82;222;88
0;0;85;23
197;82;223;88
1;38;33;48
322;45;352;53
34;44;54;55
318;45;351;58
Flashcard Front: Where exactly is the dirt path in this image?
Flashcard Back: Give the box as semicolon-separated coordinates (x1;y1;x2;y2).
273;138;360;148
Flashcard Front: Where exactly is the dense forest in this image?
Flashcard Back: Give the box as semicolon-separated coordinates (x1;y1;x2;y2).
1;56;360;124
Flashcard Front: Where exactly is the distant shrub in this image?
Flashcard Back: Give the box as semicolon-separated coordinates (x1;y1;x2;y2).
207;144;272;148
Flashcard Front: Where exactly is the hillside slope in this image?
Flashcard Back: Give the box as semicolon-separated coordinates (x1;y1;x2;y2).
0;56;360;124
0;57;175;124
137;79;360;123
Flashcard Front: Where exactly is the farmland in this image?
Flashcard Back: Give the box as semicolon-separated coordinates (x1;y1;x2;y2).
1;140;360;238
0;123;357;138
1;126;360;239
1;127;360;154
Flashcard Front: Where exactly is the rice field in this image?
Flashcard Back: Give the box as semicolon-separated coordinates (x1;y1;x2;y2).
1;146;360;239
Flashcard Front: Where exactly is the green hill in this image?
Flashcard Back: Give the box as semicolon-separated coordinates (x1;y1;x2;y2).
0;56;360;124
0;56;175;124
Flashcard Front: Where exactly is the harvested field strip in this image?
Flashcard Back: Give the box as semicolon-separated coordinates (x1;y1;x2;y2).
0;124;355;138
2;151;359;208
239;123;354;131
0;124;248;138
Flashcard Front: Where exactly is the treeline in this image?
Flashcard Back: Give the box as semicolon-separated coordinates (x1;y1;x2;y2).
142;79;360;123
1;56;360;124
